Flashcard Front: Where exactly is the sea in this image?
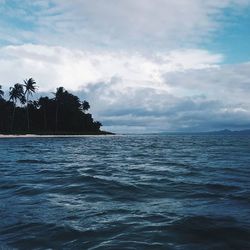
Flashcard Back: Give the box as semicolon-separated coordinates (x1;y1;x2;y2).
0;134;250;250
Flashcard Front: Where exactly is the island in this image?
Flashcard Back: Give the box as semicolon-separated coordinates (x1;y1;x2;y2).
0;79;113;135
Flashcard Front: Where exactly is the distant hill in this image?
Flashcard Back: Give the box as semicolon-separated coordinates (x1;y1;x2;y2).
206;129;250;135
159;129;250;135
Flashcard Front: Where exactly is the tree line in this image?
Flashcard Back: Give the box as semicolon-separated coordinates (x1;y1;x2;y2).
0;79;103;134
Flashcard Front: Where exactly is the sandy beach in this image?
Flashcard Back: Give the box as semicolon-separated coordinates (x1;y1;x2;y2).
0;134;116;138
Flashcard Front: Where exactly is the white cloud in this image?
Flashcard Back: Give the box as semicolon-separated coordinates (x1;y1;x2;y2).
0;44;249;132
0;44;223;92
1;0;250;50
48;0;250;49
164;62;250;103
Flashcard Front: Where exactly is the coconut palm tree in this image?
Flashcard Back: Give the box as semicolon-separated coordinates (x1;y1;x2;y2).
23;78;37;131
9;83;25;132
81;100;90;113
0;85;4;99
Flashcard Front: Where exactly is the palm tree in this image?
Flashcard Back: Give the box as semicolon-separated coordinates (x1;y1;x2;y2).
23;78;37;131
9;83;25;132
0;85;4;99
81;100;90;113
53;87;65;132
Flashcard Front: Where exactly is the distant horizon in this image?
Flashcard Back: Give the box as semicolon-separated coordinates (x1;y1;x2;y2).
2;128;250;137
122;128;250;135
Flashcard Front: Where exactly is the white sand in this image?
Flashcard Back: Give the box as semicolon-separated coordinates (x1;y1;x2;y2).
0;134;38;138
0;134;116;138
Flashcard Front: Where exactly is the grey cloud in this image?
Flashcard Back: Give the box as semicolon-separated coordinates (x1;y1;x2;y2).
1;0;250;51
0;44;249;133
73;73;250;132
163;62;250;104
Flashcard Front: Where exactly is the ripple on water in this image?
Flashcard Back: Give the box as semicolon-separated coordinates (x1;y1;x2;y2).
0;135;250;249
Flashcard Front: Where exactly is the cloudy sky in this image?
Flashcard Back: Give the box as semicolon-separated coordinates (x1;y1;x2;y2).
0;0;250;133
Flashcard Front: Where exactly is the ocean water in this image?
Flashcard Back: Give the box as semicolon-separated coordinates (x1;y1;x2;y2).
0;134;250;250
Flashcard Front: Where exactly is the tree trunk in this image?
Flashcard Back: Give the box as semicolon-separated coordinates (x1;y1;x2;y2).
11;101;16;132
26;93;30;131
44;108;47;131
0;115;4;132
55;103;58;132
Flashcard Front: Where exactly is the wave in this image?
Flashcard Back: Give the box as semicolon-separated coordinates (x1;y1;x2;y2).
16;159;72;164
167;216;250;248
204;183;240;191
1;135;250;249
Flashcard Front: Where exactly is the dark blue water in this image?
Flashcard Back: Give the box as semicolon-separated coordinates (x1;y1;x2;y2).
0;135;250;249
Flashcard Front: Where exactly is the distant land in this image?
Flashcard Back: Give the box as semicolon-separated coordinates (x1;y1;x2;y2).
159;129;250;135
206;129;250;135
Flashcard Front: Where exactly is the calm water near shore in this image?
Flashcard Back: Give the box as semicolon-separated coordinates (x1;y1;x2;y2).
0;134;250;249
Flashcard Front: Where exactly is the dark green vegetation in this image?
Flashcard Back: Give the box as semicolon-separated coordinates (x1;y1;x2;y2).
0;79;110;135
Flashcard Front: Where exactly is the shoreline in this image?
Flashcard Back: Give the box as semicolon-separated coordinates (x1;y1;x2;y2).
0;134;116;138
0;131;115;138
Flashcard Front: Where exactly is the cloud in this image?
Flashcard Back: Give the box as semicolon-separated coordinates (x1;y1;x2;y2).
78;79;250;133
1;0;250;132
164;62;250;104
0;44;249;132
0;44;222;92
0;0;250;50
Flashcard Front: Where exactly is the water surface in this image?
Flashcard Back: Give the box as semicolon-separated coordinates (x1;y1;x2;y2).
0;135;250;249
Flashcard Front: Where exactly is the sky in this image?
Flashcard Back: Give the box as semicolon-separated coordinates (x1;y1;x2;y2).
0;0;250;133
